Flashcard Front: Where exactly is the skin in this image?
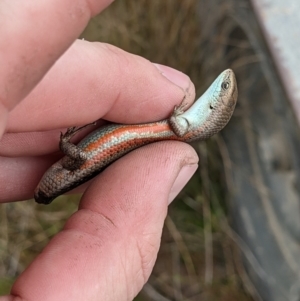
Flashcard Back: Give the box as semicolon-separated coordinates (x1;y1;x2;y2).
0;1;199;300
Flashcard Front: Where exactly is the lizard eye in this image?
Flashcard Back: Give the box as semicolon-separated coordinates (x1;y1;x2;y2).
221;81;230;90
209;104;214;110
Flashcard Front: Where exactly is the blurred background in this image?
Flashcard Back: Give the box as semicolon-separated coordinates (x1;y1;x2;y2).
1;0;300;300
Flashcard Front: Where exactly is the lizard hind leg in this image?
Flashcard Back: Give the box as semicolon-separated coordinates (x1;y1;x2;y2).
59;122;97;170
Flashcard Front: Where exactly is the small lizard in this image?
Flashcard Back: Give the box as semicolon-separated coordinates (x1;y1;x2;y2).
34;69;238;204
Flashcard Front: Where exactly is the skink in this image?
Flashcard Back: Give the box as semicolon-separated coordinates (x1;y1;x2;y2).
34;69;238;204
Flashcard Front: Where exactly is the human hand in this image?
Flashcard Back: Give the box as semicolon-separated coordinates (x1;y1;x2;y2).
0;1;199;300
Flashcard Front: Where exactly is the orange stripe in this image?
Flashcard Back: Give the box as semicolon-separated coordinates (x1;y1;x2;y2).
83;122;172;152
80;126;179;169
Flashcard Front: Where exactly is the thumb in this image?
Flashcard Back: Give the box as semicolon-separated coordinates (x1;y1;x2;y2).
9;141;198;301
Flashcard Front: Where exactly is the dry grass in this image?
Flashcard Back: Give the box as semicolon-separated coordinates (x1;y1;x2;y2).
0;1;254;300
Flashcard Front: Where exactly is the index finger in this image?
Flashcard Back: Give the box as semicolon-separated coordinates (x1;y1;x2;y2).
0;0;114;135
7;40;195;132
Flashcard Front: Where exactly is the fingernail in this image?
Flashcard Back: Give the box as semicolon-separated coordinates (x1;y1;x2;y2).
153;63;190;89
168;164;198;204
